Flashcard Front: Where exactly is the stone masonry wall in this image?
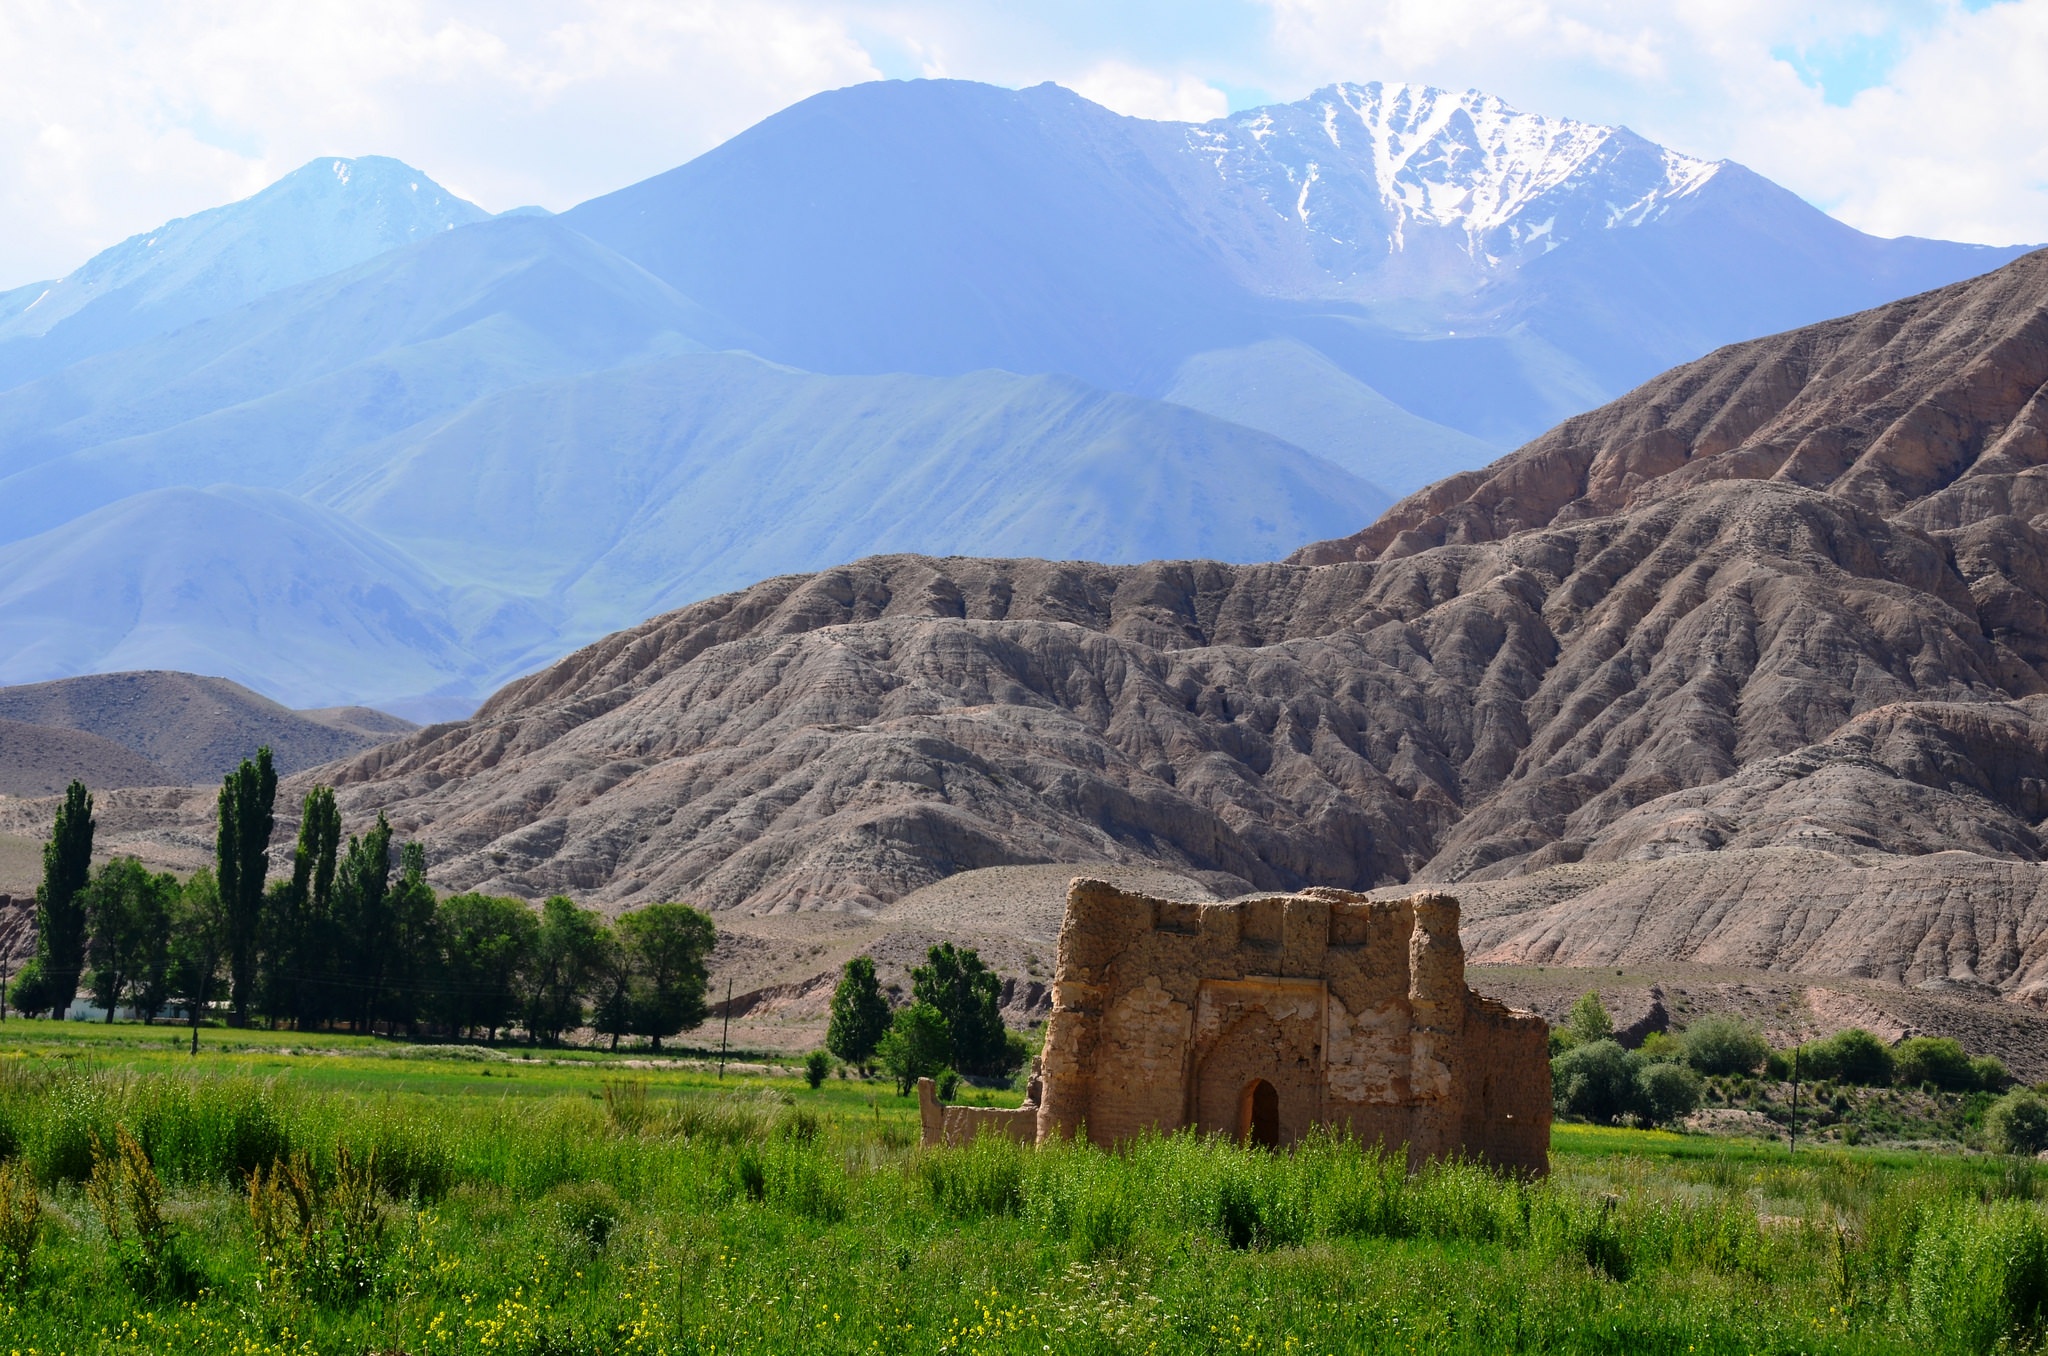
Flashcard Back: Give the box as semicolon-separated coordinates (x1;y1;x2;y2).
1033;879;1550;1173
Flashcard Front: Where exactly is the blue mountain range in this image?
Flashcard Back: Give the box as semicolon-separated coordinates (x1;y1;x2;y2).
0;80;2027;714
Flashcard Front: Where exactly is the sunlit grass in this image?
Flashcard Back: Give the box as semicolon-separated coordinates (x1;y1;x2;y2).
0;1021;2035;1353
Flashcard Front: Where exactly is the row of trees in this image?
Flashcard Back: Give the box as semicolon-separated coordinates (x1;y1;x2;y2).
825;944;1029;1092
1550;991;2021;1128
13;763;714;1046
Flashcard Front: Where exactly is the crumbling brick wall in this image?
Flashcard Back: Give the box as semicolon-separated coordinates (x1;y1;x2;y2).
1033;880;1549;1173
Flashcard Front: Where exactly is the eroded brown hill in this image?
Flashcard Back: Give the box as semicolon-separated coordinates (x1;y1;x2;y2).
0;671;416;785
288;251;2048;1008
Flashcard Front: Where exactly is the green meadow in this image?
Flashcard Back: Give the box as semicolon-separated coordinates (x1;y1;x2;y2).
0;1021;2042;1355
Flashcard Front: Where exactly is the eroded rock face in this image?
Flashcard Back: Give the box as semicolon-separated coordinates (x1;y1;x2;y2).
290;250;2048;1004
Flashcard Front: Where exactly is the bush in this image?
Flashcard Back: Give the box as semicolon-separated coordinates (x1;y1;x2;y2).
918;1135;1026;1219
7;959;51;1020
1681;1015;1770;1077
1905;1197;2048;1351
1636;1061;1702;1127
547;1180;625;1249
1797;1028;1894;1086
803;1050;830;1090
1637;1030;1681;1061
1553;1040;1642;1124
88;1128;199;1299
1986;1090;2048;1156
1894;1037;1977;1091
0;1162;39;1290
1971;1055;2012;1093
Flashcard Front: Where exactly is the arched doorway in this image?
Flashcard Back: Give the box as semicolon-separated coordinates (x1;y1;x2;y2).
1239;1079;1279;1148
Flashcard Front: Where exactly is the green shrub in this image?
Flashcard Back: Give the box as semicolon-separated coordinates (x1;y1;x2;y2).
1906;1197;2048;1351
1682;1015;1769;1076
803;1050;830;1090
877;1003;950;1096
918;1135;1025;1219
88;1127;199;1299
1636;1030;1681;1061
546;1179;625;1249
1971;1055;2011;1093
1637;1061;1702;1126
6;961;50;1022
1797;1028;1894;1086
1986;1090;2048;1157
1553;1040;1642;1124
1895;1037;1977;1091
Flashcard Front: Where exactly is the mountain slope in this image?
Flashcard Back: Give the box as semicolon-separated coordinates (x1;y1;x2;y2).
0;157;488;386
0;670;411;784
0;718;175;796
307;352;1389;665
1160;339;1493;496
1293;247;2048;565
0;487;482;709
292;249;2048;1011
0;215;725;545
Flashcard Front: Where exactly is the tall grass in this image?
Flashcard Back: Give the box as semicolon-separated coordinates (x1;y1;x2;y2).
0;1064;2041;1353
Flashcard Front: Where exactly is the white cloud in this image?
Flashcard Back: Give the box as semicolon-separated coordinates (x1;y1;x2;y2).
1070;61;1230;122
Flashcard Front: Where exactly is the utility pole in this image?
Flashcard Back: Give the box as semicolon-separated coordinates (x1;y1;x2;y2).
1788;1046;1800;1152
717;976;732;1080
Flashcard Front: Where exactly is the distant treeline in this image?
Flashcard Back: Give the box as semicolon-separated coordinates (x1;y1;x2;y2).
10;752;713;1046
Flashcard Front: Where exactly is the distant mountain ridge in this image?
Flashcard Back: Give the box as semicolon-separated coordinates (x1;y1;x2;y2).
0;78;2028;710
0;670;416;787
0;157;488;386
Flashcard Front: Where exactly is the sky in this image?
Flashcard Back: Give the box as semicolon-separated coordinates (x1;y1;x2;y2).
2;0;2043;289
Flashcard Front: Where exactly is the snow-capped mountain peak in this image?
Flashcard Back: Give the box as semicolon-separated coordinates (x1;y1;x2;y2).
1179;81;1721;288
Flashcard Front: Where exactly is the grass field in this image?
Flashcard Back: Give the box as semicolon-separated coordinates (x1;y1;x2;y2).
0;1019;2041;1355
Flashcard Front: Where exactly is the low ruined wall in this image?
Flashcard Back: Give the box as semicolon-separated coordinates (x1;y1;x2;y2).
916;1078;1039;1147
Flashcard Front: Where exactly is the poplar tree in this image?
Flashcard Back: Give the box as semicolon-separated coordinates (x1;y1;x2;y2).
267;785;340;1028
215;748;276;1026
378;841;438;1034
33;780;95;1018
335;812;393;1032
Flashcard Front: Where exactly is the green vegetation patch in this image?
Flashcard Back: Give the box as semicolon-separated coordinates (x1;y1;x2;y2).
0;1046;2036;1354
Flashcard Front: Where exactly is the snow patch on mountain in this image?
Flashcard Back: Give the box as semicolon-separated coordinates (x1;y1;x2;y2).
1180;82;1720;288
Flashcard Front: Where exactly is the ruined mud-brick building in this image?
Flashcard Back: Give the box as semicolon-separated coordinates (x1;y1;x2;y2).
1015;879;1550;1172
